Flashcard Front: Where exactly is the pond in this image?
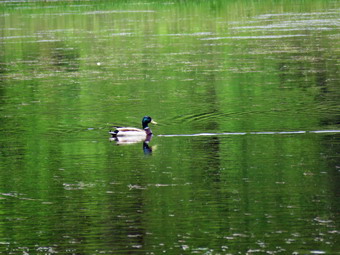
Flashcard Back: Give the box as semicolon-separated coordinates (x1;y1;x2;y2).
0;0;339;254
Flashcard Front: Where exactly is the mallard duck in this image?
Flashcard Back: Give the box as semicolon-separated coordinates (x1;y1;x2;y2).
109;116;157;138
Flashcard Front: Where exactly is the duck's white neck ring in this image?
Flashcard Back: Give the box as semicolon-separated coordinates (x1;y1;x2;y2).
144;127;152;135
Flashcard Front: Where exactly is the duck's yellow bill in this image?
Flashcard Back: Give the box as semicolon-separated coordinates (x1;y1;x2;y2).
151;120;157;125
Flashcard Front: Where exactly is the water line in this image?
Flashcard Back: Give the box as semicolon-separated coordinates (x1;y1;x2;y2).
157;130;340;137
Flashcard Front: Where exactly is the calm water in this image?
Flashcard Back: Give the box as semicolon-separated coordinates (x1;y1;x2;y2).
1;0;340;254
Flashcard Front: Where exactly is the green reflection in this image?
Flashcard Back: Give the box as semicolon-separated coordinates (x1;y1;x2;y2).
0;0;339;254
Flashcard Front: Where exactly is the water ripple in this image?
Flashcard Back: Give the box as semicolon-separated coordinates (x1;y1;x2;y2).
173;111;229;123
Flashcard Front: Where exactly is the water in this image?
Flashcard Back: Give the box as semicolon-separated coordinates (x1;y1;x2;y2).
1;0;340;254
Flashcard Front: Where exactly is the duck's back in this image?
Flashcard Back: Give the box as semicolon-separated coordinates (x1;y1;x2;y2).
114;127;146;136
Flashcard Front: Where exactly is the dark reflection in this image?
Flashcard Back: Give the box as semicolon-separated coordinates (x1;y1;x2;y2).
277;48;339;128
50;42;80;72
321;134;340;216
200;136;221;182
110;134;154;155
0;62;6;97
142;141;153;155
0;62;7;76
104;177;146;253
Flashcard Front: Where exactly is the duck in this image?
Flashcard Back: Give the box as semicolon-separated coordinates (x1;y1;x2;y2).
109;116;157;138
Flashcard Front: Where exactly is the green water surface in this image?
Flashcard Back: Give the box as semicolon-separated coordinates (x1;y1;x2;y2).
0;0;339;254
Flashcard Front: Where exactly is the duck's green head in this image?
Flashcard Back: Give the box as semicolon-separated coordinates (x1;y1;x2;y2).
142;116;157;129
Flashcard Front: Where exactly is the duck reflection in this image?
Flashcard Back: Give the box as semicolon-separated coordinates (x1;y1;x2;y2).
109;134;154;155
142;139;153;155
